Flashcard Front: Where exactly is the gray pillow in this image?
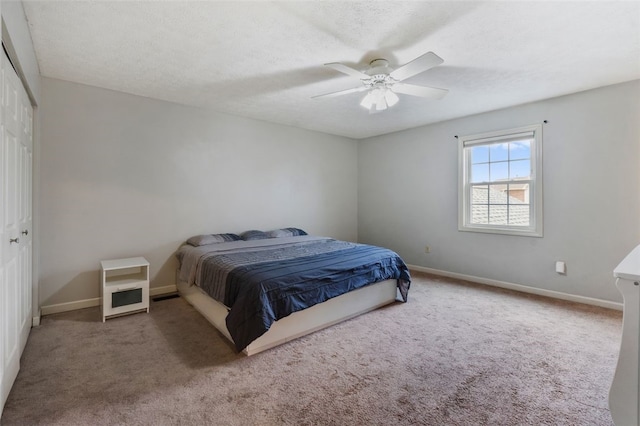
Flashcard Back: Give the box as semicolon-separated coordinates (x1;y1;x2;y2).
266;228;308;238
241;230;271;241
186;233;241;246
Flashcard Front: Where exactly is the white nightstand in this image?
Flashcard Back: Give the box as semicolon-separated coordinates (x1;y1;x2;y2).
100;257;149;322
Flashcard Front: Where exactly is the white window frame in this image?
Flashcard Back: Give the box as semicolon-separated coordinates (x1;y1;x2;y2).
458;124;543;237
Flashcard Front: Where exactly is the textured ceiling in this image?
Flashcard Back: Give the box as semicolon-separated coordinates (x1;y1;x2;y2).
22;1;640;139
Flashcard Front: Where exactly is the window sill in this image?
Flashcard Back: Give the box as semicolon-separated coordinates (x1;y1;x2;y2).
458;225;543;238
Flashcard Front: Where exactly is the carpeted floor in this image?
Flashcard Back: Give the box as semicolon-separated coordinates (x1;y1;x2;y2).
1;273;622;425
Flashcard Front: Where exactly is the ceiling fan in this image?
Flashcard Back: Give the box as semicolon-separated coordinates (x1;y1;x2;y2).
313;51;448;113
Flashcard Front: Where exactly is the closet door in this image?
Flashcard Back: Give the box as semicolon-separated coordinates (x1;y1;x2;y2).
0;48;33;414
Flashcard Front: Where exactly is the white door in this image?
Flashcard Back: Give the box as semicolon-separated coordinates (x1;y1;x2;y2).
0;48;33;414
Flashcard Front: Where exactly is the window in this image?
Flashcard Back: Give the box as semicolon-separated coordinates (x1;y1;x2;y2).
458;124;543;237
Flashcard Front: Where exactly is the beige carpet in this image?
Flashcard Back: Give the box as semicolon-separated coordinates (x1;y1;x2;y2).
1;273;622;425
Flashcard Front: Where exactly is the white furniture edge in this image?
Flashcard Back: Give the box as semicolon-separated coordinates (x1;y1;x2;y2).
609;278;638;426
609;245;640;426
408;264;622;311
100;257;148;270
177;278;398;356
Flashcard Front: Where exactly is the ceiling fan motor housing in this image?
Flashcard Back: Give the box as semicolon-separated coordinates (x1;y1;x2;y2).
364;59;397;89
366;59;393;75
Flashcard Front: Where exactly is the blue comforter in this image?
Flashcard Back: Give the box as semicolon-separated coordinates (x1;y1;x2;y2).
221;241;410;352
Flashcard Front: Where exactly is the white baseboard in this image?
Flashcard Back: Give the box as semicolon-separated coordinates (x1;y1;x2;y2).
38;268;621;317
41;297;101;316
408;264;623;311
150;284;177;297
32;309;41;327
40;284;178;316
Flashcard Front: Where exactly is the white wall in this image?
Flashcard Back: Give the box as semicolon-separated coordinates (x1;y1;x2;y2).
40;77;358;307
358;80;640;303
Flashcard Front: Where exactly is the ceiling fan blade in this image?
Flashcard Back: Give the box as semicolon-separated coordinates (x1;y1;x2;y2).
312;86;367;99
392;83;448;99
389;52;444;82
325;63;371;80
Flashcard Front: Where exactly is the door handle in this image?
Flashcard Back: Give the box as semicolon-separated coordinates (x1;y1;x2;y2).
9;237;19;244
21;229;28;235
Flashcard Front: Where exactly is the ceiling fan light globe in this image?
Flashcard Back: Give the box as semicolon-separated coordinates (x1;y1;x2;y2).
360;93;373;109
371;88;383;101
376;98;388;111
385;90;399;107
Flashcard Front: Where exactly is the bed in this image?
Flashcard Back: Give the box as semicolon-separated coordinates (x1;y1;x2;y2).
175;229;411;355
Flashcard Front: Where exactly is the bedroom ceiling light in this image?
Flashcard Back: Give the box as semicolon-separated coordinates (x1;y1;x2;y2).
360;87;399;112
314;53;448;114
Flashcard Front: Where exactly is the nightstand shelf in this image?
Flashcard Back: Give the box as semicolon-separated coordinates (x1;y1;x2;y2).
101;257;149;322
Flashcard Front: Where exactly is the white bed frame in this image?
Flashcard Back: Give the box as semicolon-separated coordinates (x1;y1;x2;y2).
177;278;398;356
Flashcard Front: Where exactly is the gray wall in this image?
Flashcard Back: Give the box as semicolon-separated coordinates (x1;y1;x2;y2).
38;76;640;307
358;80;640;303
40;77;358;307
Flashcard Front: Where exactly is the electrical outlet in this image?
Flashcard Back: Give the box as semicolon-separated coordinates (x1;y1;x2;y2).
424;246;431;254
